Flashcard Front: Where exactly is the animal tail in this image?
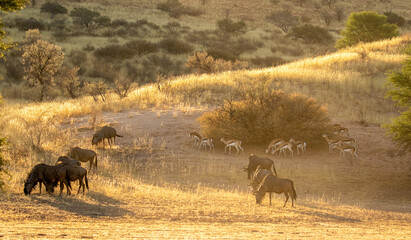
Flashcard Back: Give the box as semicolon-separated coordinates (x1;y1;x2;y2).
95;155;98;170
116;134;123;138
291;181;297;200
85;172;89;190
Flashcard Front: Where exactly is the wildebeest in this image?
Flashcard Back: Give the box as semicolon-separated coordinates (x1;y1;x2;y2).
58;165;89;195
55;156;81;166
68;147;97;172
254;174;297;207
92;126;123;148
244;154;278;179
24;163;71;196
250;166;274;192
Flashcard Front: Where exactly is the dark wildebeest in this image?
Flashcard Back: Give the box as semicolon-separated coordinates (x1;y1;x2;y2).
250;166;274;192
55;156;81;166
68;147;97;172
254;174;297;207
244;154;278;179
24;163;71;196
49;165;89;195
92;126;123;148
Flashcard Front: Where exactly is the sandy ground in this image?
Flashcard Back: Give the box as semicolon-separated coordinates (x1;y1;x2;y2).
1;109;410;239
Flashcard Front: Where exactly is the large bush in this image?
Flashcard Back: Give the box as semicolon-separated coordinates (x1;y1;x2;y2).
384;45;411;152
289;24;333;44
384;12;406;27
40;2;68;17
198;90;331;147
336;11;399;49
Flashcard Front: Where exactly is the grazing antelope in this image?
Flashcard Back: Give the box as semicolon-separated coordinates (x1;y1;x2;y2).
265;138;284;155
221;138;244;155
337;135;357;145
322;134;340;154
272;142;293;157
334;144;358;158
198;138;214;151
189;132;201;146
289;138;306;155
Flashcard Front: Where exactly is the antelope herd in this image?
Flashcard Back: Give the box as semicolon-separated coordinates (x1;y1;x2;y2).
24;121;357;208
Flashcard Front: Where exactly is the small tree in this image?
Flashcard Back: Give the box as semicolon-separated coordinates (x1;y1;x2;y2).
56;65;81;99
335;11;399;49
267;10;299;33
114;76;135;98
186;51;248;74
70;7;100;27
84;80;107;102
289;24;333;44
384;45;411;152
40;2;67;17
22;36;64;101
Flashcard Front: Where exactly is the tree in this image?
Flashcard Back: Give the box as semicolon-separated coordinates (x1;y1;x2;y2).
267;10;299;33
384;45;411;152
40;2;68;17
22;36;64;101
56;65;81;99
70;7;100;27
335;11;399;49
289;24;333;44
0;0;28;58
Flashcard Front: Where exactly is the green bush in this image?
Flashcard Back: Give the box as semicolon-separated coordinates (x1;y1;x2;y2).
289;24;333;44
159;38;193;54
336;11;399;49
198;90;331;147
384;12;406;27
40;2;68;17
70;7;100;27
384;45;411;152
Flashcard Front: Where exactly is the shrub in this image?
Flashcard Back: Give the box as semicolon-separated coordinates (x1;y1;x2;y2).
186;51;248;74
250;56;286;68
384;12;406;27
159;38;193;54
94;44;136;60
125;39;158;56
111;19;129;27
384;46;411;152
89;60;117;82
70;7;100;27
206;47;239;61
95;16;111;27
157;0;202;18
198;90;331;147
217;18;247;35
267;10;299;33
15;17;44;31
114;76;136;98
289;24;333;44
56;65;81;99
139;54;185;84
84;80;108;101
336;11;399;49
40;2;68;17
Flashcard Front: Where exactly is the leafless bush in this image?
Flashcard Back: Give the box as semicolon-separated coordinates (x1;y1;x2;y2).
84;80;108;102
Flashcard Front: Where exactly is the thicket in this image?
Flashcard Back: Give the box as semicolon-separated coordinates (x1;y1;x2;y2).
289;24;333;44
198;87;331;147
